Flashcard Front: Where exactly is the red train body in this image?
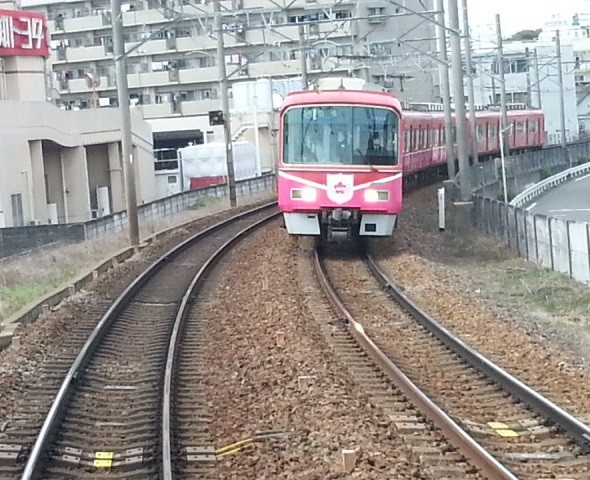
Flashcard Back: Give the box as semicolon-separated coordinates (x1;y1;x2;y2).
401;108;545;175
277;79;545;241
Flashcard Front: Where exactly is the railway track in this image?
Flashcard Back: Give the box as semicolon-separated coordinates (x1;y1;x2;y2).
0;203;278;480
2;208;589;478
310;243;590;479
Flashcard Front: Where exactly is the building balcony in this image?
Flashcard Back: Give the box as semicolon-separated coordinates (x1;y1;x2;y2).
176;36;217;53
47;14;108;35
123;8;169;27
51;45;110;64
136;98;223;119
248;59;300;77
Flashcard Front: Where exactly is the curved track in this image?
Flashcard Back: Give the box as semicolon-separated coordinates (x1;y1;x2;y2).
314;243;590;479
16;203;278;480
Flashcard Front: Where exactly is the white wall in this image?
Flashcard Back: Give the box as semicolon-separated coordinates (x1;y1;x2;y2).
0;100;155;226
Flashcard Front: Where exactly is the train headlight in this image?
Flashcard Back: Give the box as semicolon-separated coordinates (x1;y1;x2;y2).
364;189;389;202
291;187;317;202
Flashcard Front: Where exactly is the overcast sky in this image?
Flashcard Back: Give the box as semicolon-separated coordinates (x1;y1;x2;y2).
466;0;587;36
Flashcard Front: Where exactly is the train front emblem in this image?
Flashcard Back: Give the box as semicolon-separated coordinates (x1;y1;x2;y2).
327;174;354;204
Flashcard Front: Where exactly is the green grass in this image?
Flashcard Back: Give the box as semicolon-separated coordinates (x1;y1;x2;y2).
189;198;210;210
484;265;590;317
0;278;69;321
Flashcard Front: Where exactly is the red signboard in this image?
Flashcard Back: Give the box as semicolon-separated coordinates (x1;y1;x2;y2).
0;9;49;57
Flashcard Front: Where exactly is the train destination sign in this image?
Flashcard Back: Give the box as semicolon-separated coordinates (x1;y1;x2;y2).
0;9;49;57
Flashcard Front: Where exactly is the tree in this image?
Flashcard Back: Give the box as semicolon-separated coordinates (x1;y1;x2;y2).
508;29;542;41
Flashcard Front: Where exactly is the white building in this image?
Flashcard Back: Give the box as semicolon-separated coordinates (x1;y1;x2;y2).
467;39;579;144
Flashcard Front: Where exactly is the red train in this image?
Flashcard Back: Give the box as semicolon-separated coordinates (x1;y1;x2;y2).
402;106;545;175
277;78;545;241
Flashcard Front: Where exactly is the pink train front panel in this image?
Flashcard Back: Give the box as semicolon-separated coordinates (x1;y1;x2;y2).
278;169;403;214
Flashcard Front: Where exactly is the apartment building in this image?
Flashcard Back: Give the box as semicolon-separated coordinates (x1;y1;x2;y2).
20;0;438;159
0;5;155;228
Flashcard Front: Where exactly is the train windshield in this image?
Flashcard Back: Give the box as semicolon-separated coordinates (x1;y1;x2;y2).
283;105;399;165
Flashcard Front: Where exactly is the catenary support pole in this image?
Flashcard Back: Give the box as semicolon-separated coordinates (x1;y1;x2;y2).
112;0;139;246
299;25;308;88
534;49;542;108
525;47;532;107
461;0;478;164
556;29;567;150
448;0;471;201
436;0;456;180
496;14;509;159
214;0;237;207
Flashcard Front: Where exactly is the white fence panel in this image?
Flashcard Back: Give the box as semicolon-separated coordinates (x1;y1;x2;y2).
550;218;570;276
515;209;528;257
569;222;590;284
525;214;537;262
535;216;553;269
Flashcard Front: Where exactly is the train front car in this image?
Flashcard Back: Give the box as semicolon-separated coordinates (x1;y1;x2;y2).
277;88;403;242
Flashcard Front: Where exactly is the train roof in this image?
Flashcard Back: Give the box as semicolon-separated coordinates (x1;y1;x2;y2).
401;108;544;120
280;89;402;112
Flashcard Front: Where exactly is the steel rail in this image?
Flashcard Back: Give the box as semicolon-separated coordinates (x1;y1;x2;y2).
313;248;518;480
20;202;277;480
364;251;590;451
161;210;279;479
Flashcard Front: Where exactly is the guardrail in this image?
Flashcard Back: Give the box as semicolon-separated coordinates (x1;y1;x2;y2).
510;162;590;208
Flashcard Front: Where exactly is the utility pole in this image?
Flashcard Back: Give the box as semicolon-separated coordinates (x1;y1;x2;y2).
436;0;455;180
534;48;542;108
299;25;308;88
556;29;567;149
496;14;509;159
525;47;532;107
448;0;471;201
112;0;139;246
214;0;237;207
461;0;478;164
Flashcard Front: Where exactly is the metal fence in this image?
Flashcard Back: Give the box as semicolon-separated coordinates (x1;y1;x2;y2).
472;142;590;284
0;174;276;259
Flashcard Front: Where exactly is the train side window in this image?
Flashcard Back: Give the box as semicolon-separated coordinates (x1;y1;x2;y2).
517;121;525;133
530;120;537;133
488;123;497;138
405;129;411;152
476;124;484;141
413;128;419;151
441;127;445;143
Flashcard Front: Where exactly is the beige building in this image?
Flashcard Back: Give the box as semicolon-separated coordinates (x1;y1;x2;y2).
20;0;438;166
0;6;154;228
